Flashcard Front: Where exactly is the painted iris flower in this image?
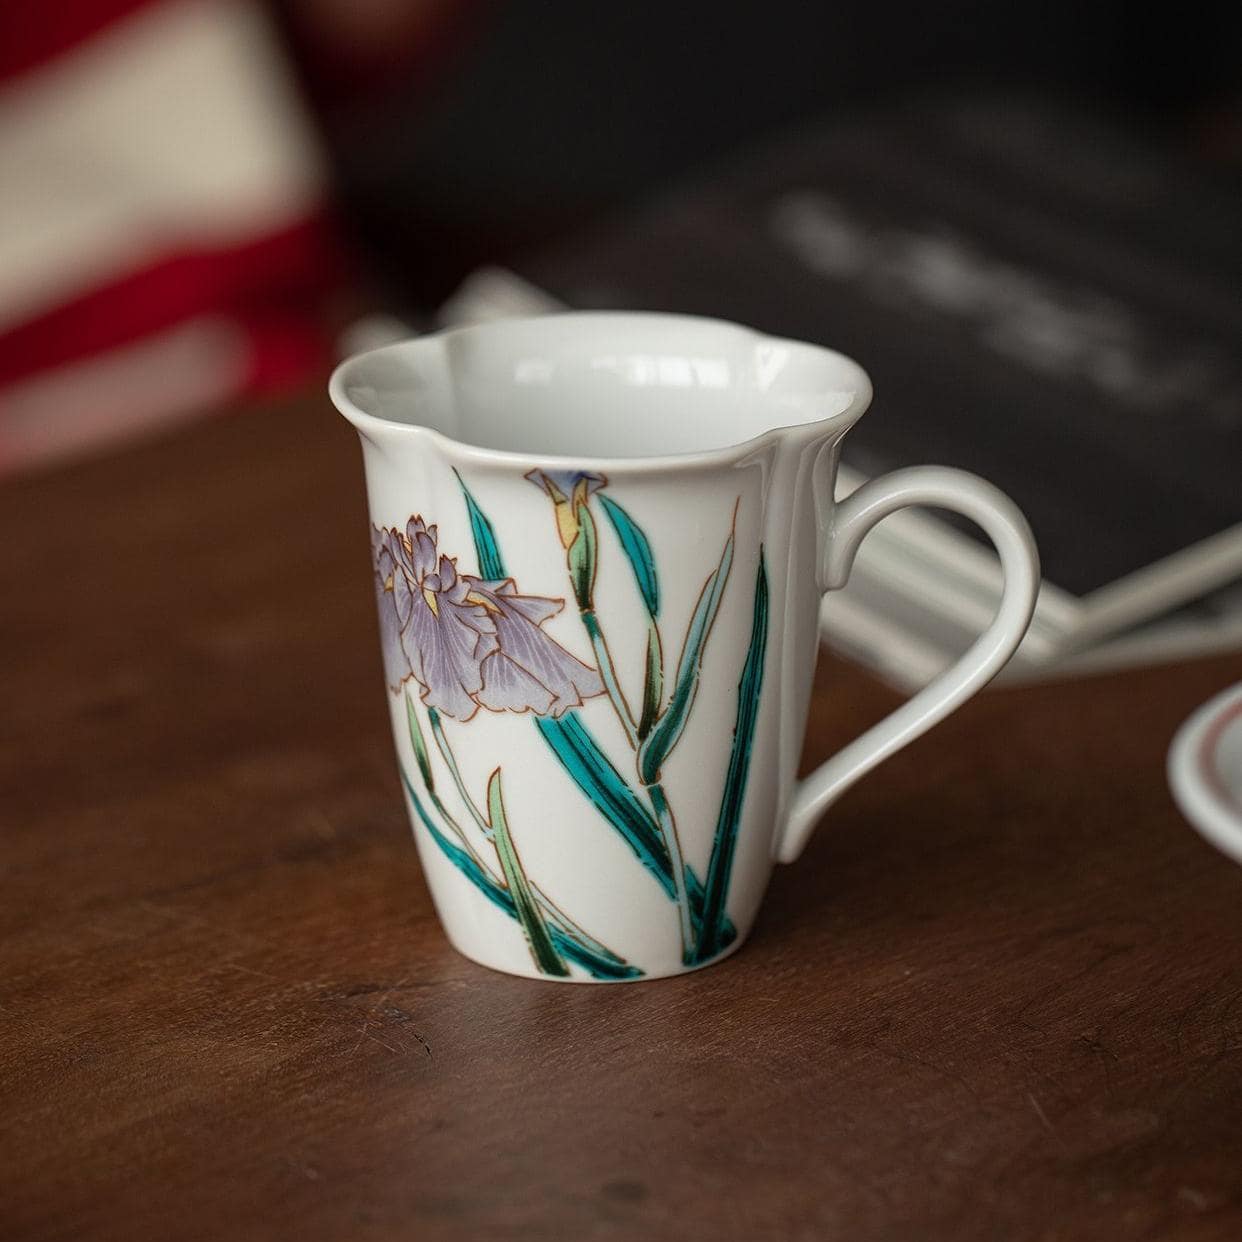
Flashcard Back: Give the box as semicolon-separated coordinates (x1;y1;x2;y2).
372;517;604;720
524;469;605;548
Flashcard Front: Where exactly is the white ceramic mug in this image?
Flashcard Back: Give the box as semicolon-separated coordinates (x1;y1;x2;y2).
331;313;1039;982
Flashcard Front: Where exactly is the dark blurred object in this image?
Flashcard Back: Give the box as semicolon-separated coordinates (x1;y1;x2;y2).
439;94;1242;685
276;0;484;104
3;0;1237;474
315;0;1242;311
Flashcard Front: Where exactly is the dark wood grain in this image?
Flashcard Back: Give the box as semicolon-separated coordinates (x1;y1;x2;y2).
2;399;1241;1242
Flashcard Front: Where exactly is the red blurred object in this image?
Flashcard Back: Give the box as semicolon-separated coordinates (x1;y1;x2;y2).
0;218;341;393
0;0;154;79
0;0;348;473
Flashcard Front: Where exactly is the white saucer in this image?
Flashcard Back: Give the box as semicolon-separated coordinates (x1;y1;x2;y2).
1168;681;1242;865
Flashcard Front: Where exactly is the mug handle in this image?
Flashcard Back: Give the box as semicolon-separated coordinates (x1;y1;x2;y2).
775;466;1040;863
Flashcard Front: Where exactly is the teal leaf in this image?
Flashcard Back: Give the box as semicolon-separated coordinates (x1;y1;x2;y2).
637;525;735;784
693;553;769;963
535;713;671;891
405;690;434;789
454;469;506;579
536;714;733;942
599;494;659;618
684;863;733;941
486;768;568;977
399;762;640;979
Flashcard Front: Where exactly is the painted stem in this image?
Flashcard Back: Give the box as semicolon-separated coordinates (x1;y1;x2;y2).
425;705;609;956
423;758;611;956
428;709;492;837
423;767;489;868
401;762;640;979
581;609;639;748
576;601;693;957
647;781;695;961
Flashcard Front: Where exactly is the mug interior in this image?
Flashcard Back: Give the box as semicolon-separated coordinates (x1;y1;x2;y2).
331;313;870;460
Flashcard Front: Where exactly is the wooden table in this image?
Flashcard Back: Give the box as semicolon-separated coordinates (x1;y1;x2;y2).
4;398;1241;1242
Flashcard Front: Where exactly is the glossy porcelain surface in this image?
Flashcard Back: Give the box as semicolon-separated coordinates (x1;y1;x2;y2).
332;313;1039;981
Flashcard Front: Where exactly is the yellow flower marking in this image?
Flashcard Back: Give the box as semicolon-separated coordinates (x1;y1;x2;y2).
538;475;595;549
464;589;501;614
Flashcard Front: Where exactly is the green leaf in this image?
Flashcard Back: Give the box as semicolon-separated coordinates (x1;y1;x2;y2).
694;554;769;963
454;468;506;579
398;762;640;980
486;768;569;977
405;690;434;789
637;619;663;741
598;494;659;617
637;526;735;784
567;499;597;610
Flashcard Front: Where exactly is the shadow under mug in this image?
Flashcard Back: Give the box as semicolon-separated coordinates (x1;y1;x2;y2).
331;312;1039;982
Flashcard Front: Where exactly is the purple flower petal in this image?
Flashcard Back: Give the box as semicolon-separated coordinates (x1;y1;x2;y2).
371;526;414;690
369;514;605;719
475;651;557;715
407;517;438;579
469;579;604;717
480;577;561;624
403;588;498;721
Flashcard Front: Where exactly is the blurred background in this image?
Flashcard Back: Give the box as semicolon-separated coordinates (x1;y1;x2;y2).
1;0;1239;474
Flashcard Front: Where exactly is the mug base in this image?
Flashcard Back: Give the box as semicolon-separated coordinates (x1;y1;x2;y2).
443;931;748;984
